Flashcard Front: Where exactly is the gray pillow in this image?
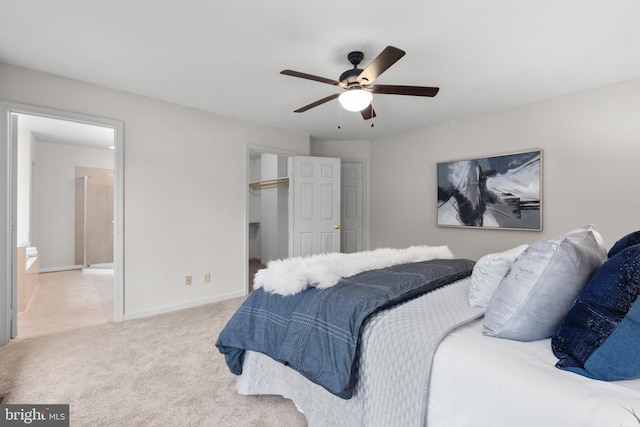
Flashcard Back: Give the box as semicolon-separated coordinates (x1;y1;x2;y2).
484;228;606;341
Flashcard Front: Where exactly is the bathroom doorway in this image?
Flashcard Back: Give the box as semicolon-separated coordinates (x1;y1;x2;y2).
15;113;116;338
0;101;124;344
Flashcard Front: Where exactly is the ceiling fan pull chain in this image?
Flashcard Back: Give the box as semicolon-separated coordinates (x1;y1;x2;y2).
337;101;342;129
370;104;374;127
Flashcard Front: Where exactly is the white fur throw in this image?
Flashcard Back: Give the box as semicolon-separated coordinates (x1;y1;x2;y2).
254;245;454;296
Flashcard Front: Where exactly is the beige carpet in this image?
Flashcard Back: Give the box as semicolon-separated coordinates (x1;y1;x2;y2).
0;297;307;426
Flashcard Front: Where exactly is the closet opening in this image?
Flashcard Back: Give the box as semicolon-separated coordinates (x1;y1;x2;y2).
247;148;293;292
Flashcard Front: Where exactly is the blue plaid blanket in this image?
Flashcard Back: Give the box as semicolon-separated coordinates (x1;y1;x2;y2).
216;258;474;398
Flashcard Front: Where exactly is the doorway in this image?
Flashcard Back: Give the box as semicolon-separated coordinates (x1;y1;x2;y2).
246;146;344;293
0;101;124;345
16;114;115;337
247;146;294;292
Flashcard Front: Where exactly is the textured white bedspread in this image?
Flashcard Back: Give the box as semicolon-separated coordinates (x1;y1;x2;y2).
237;277;483;426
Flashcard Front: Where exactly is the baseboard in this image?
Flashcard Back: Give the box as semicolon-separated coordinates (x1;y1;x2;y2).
82;267;114;275
123;291;246;321
39;265;82;273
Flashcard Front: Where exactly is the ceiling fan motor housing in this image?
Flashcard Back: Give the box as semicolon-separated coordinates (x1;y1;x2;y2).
340;51;365;85
340;68;363;86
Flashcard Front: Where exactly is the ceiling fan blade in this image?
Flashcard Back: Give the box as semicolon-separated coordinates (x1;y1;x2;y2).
369;84;440;97
293;93;341;113
357;46;406;85
281;70;346;87
360;105;376;120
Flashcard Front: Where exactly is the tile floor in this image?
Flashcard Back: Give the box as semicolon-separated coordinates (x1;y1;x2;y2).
17;269;114;339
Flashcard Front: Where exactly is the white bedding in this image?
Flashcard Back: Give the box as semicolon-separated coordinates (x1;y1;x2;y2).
237;281;640;427
428;319;640;427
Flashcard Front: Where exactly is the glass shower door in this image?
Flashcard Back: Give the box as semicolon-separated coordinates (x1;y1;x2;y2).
75;171;114;268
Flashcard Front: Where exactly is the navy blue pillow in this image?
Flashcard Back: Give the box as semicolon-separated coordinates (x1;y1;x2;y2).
608;230;640;258
552;244;640;380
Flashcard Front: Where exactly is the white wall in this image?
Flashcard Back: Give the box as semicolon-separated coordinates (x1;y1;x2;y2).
16;127;34;245
32;141;113;270
0;62;310;319
259;153;289;262
369;78;640;260
311;139;371;162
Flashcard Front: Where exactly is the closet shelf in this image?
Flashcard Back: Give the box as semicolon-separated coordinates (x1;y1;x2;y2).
249;178;289;188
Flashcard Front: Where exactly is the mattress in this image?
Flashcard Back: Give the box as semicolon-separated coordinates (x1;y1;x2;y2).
428;319;640;427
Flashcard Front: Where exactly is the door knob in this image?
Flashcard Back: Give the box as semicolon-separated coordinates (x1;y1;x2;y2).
334;225;340;229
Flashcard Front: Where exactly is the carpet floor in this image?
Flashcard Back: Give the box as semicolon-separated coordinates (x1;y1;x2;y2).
0;296;307;426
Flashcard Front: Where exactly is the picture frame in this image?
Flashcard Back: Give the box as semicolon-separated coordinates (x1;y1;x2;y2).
437;150;542;230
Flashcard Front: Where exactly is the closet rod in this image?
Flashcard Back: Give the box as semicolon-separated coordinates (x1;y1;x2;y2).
249;178;290;188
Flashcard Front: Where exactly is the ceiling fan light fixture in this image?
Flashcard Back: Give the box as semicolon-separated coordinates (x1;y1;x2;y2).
338;89;373;112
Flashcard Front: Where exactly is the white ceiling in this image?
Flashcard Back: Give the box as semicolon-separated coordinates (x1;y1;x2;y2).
16;114;115;149
1;0;640;142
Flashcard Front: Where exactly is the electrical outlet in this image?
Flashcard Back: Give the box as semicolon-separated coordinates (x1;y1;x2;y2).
185;275;192;286
204;273;211;283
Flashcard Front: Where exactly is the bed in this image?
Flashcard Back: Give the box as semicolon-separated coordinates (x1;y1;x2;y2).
216;227;640;426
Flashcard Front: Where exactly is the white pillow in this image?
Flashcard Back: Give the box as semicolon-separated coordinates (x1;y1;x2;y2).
469;245;528;309
483;228;607;341
565;223;607;255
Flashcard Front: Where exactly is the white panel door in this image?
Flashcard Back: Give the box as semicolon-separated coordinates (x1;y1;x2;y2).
292;156;341;257
341;162;364;253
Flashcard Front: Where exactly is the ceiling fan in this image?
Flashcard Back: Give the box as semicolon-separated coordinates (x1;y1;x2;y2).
281;46;439;120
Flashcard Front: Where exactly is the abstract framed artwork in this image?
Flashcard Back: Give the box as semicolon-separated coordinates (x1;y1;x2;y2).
437;150;542;230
